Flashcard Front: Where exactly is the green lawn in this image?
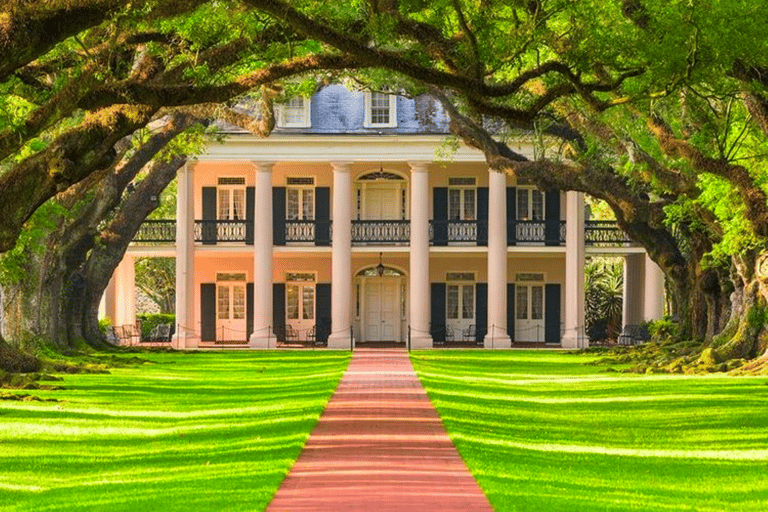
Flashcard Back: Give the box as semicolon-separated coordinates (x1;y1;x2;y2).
411;350;768;512
0;351;350;512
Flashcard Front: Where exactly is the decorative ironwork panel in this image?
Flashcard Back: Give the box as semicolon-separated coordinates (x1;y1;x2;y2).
560;221;567;244
516;220;546;242
194;220;247;242
352;220;410;244
285;220;315;242
447;221;477;242
133;220;176;243
585;220;633;246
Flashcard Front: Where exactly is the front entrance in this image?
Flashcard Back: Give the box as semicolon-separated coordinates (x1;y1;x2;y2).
356;265;406;343
364;279;400;342
216;272;247;342
515;283;545;342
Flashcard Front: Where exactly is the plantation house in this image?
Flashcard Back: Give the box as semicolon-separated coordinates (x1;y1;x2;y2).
102;85;665;349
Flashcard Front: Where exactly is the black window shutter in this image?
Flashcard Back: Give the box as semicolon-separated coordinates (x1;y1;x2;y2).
246;283;254;339
433;188;448;246
245;187;255;245
507;283;516;342
507;187;517;246
545;283;561;343
475;282;488;342
202;187;217;245
430;283;446;341
545;190;561;246
316;283;331;343
273;283;285;342
315;187;331;246
477;187;489;246
273;187;286;245
200;283;216;342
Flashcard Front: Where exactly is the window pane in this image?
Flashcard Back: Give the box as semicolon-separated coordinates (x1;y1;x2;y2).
232;188;245;220
446;285;459;319
462;285;475;319
517;189;529;220
286;285;299;320
286;189;299;220
371;93;390;125
232;286;245;320
516;286;528;320
218;286;230;319
532;190;544;221
302;189;314;220
285;97;305;124
531;286;543;320
449;189;461;220
302;286;314;320
218;189;230;220
464;189;476;221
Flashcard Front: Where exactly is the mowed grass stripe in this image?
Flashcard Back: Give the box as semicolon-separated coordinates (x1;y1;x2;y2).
411;350;768;512
0;351;350;512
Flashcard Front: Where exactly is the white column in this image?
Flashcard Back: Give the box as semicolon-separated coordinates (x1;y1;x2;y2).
644;253;665;321
409;162;432;349
100;275;116;322
328;162;354;349
114;255;136;328
485;169;511;348
250;162;275;349
563;191;585;348
623;253;645;326
173;162;196;348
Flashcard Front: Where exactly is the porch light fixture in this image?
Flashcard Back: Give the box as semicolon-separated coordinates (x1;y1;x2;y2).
376;252;385;277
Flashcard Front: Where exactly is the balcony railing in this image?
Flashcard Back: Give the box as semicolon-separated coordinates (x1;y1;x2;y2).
133;219;634;247
133;220;176;243
351;220;410;244
585;220;633;246
195;220;248;243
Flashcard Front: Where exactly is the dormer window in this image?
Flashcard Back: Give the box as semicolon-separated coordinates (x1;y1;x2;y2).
364;92;397;128
277;97;311;128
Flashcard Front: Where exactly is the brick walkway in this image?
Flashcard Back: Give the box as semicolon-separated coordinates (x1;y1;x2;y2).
266;349;494;512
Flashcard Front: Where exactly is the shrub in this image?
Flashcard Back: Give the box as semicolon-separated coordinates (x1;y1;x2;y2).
137;313;176;341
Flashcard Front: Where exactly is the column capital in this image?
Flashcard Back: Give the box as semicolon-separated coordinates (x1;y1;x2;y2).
252;161;276;172
407;161;430;173
330;161;353;172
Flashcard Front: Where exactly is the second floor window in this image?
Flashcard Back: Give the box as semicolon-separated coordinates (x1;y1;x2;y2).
517;187;545;221
448;178;477;221
286;177;315;220
217;177;246;220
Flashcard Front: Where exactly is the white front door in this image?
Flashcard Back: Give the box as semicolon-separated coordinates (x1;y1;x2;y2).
217;282;247;342
364;279;400;342
515;284;545;342
446;283;475;340
286;283;315;337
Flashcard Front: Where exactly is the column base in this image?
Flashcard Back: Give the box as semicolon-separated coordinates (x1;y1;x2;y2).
250;333;276;349
409;335;433;350
561;332;588;349
172;333;198;349
327;333;354;350
483;333;511;349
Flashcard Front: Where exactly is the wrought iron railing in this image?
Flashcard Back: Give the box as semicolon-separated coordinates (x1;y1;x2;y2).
285;220;315;242
133;220;176;243
132;219;632;247
194;220;247;242
585;220;633;246
352;220;410;244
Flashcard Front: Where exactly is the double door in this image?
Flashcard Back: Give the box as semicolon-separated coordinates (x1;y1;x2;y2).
363;279;400;342
515;284;545;342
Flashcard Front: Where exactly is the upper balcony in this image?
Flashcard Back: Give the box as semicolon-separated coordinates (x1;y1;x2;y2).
133;219;633;247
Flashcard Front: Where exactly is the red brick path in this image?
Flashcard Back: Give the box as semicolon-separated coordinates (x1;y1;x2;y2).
266;349;494;511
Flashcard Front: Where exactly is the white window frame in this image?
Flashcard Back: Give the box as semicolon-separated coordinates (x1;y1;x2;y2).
217;177;246;221
286;183;315;221
364;92;398;128
448;177;477;221
517;187;545;221
277;97;311;128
